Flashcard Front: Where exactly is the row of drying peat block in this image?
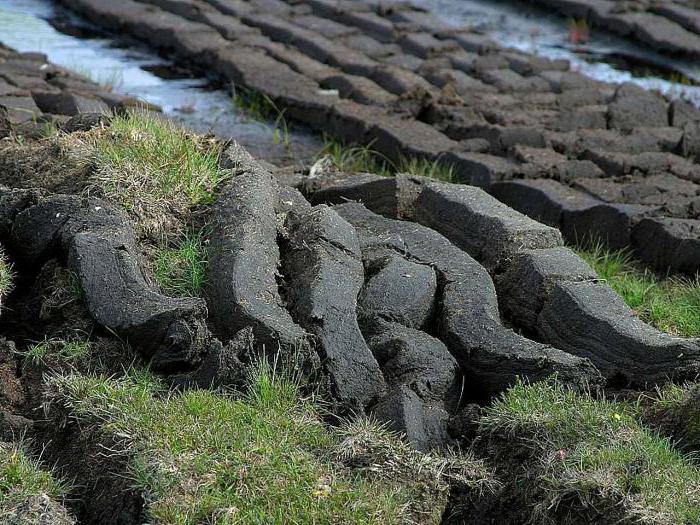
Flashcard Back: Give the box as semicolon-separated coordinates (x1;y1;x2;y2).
520;0;700;58
0;44;155;136
54;0;700;275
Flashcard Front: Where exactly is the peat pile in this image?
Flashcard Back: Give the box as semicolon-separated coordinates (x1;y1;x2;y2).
51;0;700;275
0;98;699;521
519;0;700;59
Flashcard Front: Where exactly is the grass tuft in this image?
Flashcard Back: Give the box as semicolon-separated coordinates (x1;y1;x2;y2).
49;362;490;524
396;156;456;183
66;64;123;92
318;138;456;182
19;338;92;369
90;111;228;238
0;441;70;523
0;247;14;305
639;383;700;455
577;242;700;337
480;380;700;524
232;87;290;148
152;230;208;297
319;138;391;176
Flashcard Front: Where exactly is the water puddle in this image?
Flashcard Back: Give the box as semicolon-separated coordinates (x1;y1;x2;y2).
0;0;323;165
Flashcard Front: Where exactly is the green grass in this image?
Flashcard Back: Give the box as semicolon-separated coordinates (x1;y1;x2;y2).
639;383;700;453
577;243;700;337
49;362;491;524
397;156;456;183
232;87;290;148
480;381;700;524
90;111;228;237
319;138;391;176
40;119;61;139
153;230;208;297
318;138;456;182
19;338;92;369
0;247;13;304
0;441;69;522
42;268;83;313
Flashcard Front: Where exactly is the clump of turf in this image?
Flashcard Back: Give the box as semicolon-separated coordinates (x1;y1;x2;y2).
578;243;700;337
90;111;228;238
0;441;73;524
152;230;208;298
479;380;700;524
49;362;492;524
0;133;90;193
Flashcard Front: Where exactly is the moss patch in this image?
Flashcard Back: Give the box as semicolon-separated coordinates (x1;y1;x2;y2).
49;363;492;524
577;243;700;337
480;381;700;524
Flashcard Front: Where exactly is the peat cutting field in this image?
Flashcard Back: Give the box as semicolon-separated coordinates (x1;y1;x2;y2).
0;0;699;524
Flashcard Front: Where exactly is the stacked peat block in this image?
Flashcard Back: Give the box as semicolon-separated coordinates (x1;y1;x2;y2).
55;0;700;274
305;170;700;390
1;88;698;453
519;0;700;59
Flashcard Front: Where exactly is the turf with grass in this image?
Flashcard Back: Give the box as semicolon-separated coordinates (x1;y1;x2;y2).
0;441;73;524
479;381;700;524
90;111;228;237
577;243;700;337
49;362;493;524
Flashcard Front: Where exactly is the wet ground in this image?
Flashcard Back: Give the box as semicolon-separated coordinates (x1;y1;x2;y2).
0;0;698;165
0;0;324;165
414;0;700;106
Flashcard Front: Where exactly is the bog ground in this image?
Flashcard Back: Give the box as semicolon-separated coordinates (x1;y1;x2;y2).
0;0;699;524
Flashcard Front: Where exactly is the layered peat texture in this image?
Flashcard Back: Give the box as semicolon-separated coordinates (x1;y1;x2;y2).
519;0;700;59
53;0;700;275
307;170;700;388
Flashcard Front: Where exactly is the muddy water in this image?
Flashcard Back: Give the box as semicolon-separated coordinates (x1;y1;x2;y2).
0;0;323;165
416;0;700;107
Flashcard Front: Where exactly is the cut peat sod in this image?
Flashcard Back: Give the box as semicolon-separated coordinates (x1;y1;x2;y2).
0;49;699;519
